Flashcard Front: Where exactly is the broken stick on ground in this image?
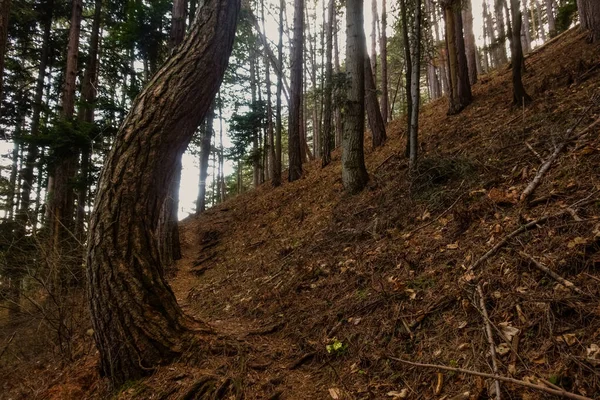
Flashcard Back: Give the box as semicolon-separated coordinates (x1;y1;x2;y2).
387;357;594;400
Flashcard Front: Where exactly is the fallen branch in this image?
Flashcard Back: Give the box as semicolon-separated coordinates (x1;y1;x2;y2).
467;196;597;273
519;252;587;296
476;284;502;400
0;332;15;360
520;113;600;202
387;357;594;400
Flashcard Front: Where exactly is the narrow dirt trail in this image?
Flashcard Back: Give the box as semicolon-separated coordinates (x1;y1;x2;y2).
169;209;328;399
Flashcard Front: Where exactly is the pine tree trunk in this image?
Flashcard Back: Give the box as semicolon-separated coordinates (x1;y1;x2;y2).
545;0;555;35
380;0;389;122
170;0;187;49
371;0;378;83
495;0;509;65
578;0;600;42
535;0;546;41
75;0;102;241
511;0;532;105
86;0;240;386
409;0;422;170
261;0;275;183
400;0;412;153
322;0;334;167
365;55;386;147
343;0;369;193
462;0;478;85
0;0;11;110
197;103;214;213
288;0;303;181
48;0;82;264
522;0;532;53
272;0;284;187
333;13;343;148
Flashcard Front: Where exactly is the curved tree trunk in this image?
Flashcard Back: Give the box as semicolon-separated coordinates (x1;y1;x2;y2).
86;0;240;386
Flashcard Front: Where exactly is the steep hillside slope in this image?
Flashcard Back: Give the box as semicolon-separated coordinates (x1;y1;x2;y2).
8;27;600;400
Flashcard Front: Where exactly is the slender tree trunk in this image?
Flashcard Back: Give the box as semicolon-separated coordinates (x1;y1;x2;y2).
343;0;369;193
365;55;387;147
462;0;478;85
48;0;82;263
409;0;422;169
288;0;303;181
522;0;532;53
578;0;600;42
322;0;334;167
400;0;412;154
272;0;284;187
534;0;546;41
545;0;555;35
197;104;214;213
87;0;240;386
511;0;532;105
495;0;509;65
380;0;389;122
75;0;102;241
371;0;378;83
333;12;343;148
0;0;11;111
170;0;187;49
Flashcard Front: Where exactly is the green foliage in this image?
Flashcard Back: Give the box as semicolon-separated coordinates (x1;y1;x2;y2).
326;338;348;355
555;0;578;35
228;100;266;165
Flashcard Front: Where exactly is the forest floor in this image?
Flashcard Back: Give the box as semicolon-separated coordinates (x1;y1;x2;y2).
3;27;600;400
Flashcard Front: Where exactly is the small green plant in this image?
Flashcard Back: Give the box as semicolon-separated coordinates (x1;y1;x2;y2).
326;338;348;355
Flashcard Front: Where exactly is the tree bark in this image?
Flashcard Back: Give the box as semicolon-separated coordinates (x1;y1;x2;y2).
495;0;509;65
409;0;422;169
272;0;284;187
170;0;187;49
86;0;240;386
545;0;555;35
343;0;369;193
400;0;412;154
380;0;389;122
288;0;303;181
371;0;378;83
462;0;478;85
0;0;11;111
578;0;600;42
322;0;334;167
75;0;102;241
48;0;82;260
511;0;532;105
365;55;386;147
522;0;532;53
196;103;214;213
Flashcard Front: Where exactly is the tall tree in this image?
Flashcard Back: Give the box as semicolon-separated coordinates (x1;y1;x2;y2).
521;0;532;53
510;0;531;105
87;0;240;386
343;0;369;193
409;0;423;169
442;0;472;115
322;0;334;167
288;0;303;181
0;0;11;108
371;0;378;83
47;0;82;263
462;0;478;85
75;0;102;240
365;55;386;147
170;0;187;49
196;103;214;213
399;0;412;151
577;0;600;42
380;0;389;122
272;0;284;186
545;0;556;35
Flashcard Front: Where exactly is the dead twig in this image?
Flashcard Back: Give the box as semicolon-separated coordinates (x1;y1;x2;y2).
519;252;587;296
0;332;16;360
476;284;502;400
520;114;600;202
525;141;543;162
408;180;466;235
467;196;598;273
387;357;594;400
